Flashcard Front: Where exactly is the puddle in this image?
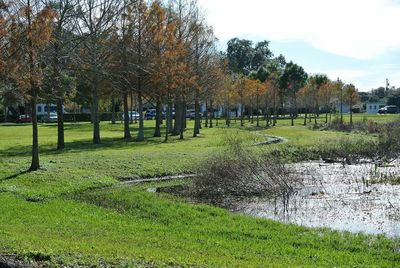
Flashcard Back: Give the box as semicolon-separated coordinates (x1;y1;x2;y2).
147;188;157;193
231;162;400;237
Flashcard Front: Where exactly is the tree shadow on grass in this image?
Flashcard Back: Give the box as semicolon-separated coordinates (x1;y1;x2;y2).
0;123;31;127
0;170;29;182
0;129;199;158
1;137;156;157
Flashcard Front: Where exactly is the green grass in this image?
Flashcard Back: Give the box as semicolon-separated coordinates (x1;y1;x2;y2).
1;116;400;267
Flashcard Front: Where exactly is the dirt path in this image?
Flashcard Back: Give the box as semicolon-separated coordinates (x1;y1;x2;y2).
119;174;196;185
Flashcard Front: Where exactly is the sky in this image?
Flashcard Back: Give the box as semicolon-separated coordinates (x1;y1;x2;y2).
198;0;400;92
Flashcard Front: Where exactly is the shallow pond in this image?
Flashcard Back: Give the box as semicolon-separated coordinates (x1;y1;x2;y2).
232;162;400;237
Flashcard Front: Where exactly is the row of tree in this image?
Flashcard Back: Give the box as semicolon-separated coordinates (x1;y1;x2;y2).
220;39;360;128
0;0;360;172
0;0;227;171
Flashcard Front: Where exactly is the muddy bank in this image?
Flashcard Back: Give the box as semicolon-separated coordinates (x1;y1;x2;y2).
232;161;400;237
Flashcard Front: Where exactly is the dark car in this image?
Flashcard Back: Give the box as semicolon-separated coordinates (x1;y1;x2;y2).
145;109;166;120
16;114;32;123
378;105;399;114
145;109;157;120
187;109;201;119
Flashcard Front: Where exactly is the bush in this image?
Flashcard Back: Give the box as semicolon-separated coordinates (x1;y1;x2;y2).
378;124;400;159
191;136;302;201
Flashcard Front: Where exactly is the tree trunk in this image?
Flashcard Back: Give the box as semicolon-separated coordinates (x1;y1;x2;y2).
165;99;170;142
340;87;344;124
250;105;254;124
173;100;182;135
350;100;353;126
290;97;294;127
209;100;213;128
167;101;173;133
291;94;297;127
193;95;200;137
314;106;317;125
273;105;277;126
265;108;270;127
137;88;145;141
256;94;260;127
154;98;162;137
240;95;244;127
325;109;328;124
29;94;40;171
92;75;101;144
3;107;7;123
130;91;134;124
56;98;64;150
180;99;185;140
226;101;230;127
111;97;116;124
303;108;307;126
204;102;208;128
183;100;187;130
123;91;131;140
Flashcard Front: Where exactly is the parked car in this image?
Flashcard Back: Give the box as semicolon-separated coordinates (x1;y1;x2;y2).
378;105;399;114
186;109;201;119
42;113;58;123
122;111;140;121
16;114;31;123
145;109;157;120
145;109;166;120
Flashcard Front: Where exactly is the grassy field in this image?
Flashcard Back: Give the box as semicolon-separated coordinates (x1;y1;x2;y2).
1;115;400;267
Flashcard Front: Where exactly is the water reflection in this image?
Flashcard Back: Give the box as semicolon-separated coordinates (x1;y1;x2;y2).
233;162;400;237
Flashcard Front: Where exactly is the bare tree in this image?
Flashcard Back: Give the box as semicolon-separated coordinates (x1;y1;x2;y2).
75;0;122;144
42;0;78;150
5;0;56;171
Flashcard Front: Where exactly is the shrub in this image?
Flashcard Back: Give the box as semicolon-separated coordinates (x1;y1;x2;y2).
191;136;303;202
378;124;400;159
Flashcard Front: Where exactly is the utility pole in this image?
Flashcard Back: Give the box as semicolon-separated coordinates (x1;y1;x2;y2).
386;78;390;94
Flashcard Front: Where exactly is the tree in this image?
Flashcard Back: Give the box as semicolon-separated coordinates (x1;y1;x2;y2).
317;80;335;123
190;15;216;137
43;0;78;150
203;56;228;129
75;0;122;144
227;38;272;76
251;41;273;71
297;85;311;126
6;0;56;171
131;0;151;142
343;83;359;126
279;62;307;126
333;78;345;123
227;38;254;75
254;79;266;127
264;72;280;126
150;16;188;142
234;76;249;127
147;1;167;138
308;74;329;124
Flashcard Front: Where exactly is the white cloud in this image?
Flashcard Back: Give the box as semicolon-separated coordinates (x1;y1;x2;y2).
311;65;400;91
198;0;400;60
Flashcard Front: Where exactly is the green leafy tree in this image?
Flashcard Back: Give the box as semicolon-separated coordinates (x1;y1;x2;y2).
279;62;307;126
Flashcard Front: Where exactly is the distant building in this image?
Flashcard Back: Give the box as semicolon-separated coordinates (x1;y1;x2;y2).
36;104;65;116
366;102;386;114
335;104;351;114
